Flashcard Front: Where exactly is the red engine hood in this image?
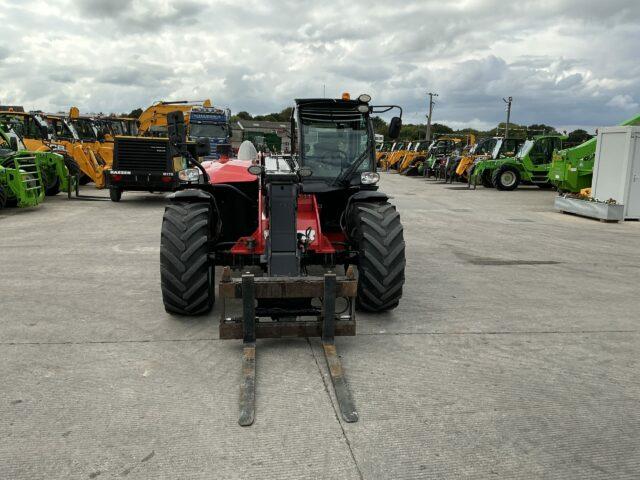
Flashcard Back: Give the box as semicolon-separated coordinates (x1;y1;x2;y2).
202;158;256;184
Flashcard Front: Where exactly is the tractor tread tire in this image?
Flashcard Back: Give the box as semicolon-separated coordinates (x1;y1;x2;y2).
160;201;214;315
349;202;405;312
492;165;520;191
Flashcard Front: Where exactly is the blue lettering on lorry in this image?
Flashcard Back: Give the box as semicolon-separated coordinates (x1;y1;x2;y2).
189;107;232;160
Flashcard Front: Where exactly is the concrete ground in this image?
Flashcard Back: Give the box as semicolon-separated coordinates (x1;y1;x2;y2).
1;173;639;479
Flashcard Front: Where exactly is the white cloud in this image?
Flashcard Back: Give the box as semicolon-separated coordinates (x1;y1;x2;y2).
0;0;638;130
606;94;639;110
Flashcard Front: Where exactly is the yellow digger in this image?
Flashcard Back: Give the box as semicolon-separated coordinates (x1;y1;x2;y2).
133;99;231;159
137;99;212;136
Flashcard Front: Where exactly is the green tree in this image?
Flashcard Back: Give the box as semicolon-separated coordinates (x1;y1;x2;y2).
127;108;143;118
371;116;388;136
527;123;557;135
431;123;453;135
236;111;252;120
276;107;293;121
567;129;592;144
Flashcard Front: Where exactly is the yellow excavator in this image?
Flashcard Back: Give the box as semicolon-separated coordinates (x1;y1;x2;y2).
137;99;212;136
133;99;231;158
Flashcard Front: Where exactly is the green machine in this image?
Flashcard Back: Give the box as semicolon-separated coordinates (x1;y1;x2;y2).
0;127;68;208
549;113;640;193
0;141;44;209
470;134;564;190
0;122;73;196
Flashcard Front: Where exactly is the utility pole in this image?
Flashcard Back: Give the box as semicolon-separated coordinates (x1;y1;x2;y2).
425;92;438;141
503;96;512;139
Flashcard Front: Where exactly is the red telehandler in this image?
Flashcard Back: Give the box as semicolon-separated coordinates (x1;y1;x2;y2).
159;94;406;425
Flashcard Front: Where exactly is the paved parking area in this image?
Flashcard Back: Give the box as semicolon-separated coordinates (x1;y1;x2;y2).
2;173;639;479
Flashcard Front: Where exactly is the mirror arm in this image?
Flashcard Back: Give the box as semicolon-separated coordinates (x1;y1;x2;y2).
370;105;403;117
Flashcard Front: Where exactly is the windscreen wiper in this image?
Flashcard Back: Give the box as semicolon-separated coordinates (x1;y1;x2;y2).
333;145;371;186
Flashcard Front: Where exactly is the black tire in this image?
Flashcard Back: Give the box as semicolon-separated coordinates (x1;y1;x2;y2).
79;174;91;185
481;170;494;188
348;202;405;312
492;165;520;191
109;187;122;202
43;171;61;196
160;201;214;315
537;183;553;189
0;186;7;209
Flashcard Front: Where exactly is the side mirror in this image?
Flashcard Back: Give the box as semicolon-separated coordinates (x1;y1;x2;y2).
167;110;186;147
195;137;211;157
388;117;402;139
9;137;18;151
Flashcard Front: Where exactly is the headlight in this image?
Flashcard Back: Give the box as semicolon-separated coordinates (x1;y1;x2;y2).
178;168;200;182
358;93;371;103
361;172;380;185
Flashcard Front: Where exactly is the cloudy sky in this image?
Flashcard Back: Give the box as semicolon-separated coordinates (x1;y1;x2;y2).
1;0;639;131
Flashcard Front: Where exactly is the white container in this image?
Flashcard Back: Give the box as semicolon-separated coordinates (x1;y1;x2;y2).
592;126;640;219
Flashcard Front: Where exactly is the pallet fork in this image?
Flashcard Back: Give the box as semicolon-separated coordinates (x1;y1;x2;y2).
219;267;359;426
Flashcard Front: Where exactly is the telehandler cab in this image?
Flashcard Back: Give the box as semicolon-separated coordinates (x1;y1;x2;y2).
160;94;406;425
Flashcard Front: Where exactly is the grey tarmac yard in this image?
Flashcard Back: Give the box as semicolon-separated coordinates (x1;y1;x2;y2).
1;173;639;479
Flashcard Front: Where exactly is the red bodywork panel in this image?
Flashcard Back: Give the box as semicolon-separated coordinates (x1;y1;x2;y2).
230;193;344;255
203;157;347;258
202;158;256;184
